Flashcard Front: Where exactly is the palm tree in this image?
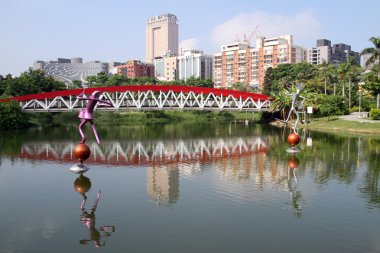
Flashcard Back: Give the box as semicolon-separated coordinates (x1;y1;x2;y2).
346;57;362;109
318;61;335;95
361;37;380;108
361;37;380;78
337;63;348;99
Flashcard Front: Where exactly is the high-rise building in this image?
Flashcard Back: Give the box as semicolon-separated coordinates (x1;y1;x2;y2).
307;39;360;65
146;14;179;64
213;35;307;90
177;49;213;81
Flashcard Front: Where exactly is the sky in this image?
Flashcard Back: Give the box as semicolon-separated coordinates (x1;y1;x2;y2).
1;0;379;76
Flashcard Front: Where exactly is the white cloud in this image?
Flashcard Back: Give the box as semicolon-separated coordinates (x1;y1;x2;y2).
209;11;321;48
179;38;200;51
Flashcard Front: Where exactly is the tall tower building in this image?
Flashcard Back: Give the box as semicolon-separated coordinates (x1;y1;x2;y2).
146;14;179;63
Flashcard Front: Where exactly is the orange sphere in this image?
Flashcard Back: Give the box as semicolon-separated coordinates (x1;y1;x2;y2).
74;175;91;194
73;143;91;162
288;156;300;169
287;133;300;146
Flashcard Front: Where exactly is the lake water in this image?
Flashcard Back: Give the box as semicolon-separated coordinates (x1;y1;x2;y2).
0;122;379;253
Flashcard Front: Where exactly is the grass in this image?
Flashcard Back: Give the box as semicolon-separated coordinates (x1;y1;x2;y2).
300;116;380;136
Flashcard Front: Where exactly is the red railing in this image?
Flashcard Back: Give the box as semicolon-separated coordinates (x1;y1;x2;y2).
0;85;271;102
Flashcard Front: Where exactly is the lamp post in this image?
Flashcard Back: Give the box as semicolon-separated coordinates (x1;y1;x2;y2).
358;81;364;118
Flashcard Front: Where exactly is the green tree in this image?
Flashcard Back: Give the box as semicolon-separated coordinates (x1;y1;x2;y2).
361;36;380;78
265;64;295;93
106;74;129;86
361;37;380;108
313;94;349;118
337;62;350;99
262;67;273;95
318;61;335;95
184;76;213;88
232;82;247;91
363;68;380;108
346;59;362;109
71;80;83;89
0;101;29;130
1;69;65;97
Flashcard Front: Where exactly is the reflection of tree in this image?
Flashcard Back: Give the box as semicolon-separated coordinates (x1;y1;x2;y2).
294;133;359;184
359;151;380;207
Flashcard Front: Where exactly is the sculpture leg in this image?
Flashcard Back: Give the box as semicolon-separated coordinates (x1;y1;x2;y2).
90;120;100;144
285;108;293;123
79;119;87;144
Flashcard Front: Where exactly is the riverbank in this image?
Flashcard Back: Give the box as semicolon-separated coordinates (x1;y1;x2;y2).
26;110;263;128
299;112;380;136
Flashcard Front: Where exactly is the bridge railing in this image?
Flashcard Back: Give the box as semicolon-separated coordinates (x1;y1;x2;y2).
0;85;272;112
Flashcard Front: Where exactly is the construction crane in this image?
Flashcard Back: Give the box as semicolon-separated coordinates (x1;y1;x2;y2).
243;25;261;45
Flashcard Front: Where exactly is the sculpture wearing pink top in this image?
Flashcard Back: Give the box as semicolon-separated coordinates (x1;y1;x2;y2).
77;91;112;144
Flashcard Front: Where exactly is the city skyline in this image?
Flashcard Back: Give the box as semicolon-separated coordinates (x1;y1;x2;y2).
1;0;379;76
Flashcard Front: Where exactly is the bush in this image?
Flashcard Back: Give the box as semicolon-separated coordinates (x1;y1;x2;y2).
370;109;380;120
313;94;349;117
0;101;30;130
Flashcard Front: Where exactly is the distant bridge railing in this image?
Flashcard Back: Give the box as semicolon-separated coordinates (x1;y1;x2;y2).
0;85;272;112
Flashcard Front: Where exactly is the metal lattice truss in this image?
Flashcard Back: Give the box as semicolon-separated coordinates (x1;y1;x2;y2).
20;137;268;166
18;88;271;112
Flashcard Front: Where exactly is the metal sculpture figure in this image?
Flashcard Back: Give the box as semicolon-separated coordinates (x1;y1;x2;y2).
284;84;305;132
77;91;112;144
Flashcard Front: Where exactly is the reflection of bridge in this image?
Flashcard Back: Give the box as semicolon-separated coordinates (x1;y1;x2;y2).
19;137;268;166
0;85;271;112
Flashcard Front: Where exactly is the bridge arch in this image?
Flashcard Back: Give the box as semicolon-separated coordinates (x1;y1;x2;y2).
0;85;272;112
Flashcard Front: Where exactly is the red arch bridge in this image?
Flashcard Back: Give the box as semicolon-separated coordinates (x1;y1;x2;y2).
0;85;272;112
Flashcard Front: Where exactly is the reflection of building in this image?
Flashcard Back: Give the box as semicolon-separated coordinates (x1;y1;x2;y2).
146;14;179;63
213;35;307;90
147;166;179;205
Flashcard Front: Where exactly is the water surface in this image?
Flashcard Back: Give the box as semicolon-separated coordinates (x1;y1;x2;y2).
0;122;379;253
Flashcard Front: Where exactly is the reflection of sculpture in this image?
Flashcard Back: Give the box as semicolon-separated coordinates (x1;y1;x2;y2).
74;174;115;248
77;91;112;144
286;156;304;217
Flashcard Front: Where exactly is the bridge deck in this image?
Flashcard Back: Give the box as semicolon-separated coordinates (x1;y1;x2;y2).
0;85;272;112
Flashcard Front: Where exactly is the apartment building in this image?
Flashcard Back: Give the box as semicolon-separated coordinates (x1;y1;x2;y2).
213;35;307;90
307;39;360;65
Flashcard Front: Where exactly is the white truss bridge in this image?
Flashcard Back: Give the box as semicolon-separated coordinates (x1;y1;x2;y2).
19;137;268;166
1;85;272;112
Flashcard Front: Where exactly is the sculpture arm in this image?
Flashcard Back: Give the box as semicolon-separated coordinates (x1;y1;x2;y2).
76;92;90;100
